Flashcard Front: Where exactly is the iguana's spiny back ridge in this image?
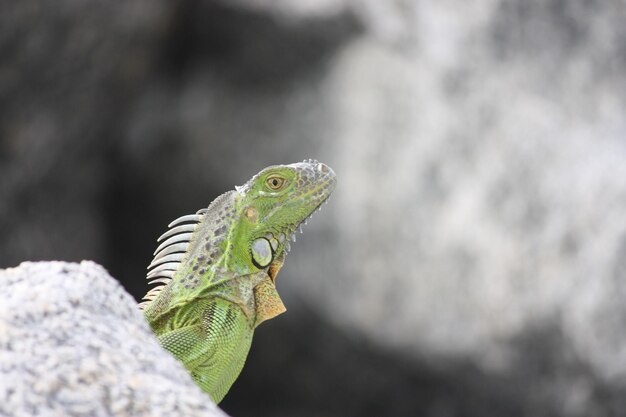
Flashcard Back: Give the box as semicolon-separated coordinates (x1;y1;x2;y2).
140;160;336;403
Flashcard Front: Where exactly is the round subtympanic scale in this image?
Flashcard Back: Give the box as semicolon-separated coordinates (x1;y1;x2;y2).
251;238;273;268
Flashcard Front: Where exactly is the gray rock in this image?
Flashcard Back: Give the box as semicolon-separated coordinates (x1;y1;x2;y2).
0;0;168;267
0;261;227;417
283;0;626;414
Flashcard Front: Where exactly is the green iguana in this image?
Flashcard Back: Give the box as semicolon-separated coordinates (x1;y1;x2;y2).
139;160;336;403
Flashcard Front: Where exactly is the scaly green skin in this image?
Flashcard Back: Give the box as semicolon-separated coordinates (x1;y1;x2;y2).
140;160;336;403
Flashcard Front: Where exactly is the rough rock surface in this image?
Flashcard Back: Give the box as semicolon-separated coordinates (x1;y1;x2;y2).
0;261;227;417
289;1;626;415
308;0;626;360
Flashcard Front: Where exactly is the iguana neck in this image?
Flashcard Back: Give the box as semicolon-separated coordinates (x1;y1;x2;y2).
144;189;285;324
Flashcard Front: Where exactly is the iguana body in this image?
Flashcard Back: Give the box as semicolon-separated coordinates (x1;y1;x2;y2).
140;160;336;403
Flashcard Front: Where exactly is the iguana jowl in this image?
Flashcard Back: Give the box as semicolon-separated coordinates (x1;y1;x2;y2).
140;160;336;403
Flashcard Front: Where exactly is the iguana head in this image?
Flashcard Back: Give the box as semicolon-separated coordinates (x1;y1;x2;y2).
232;159;336;277
140;160;336;318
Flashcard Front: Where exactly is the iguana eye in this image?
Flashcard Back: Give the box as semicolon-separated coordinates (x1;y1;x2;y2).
266;176;286;190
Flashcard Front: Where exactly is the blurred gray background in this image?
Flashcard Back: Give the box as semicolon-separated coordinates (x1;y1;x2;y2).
2;0;626;416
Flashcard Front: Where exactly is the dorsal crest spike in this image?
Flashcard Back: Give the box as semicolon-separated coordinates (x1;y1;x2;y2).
158;224;196;242
168;214;202;228
141;208;204;303
141;192;238;310
147;253;184;270
153;242;189;260
153;233;193;255
147;262;180;277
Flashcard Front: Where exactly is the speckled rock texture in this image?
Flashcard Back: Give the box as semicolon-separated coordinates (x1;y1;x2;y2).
0;261;227;417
